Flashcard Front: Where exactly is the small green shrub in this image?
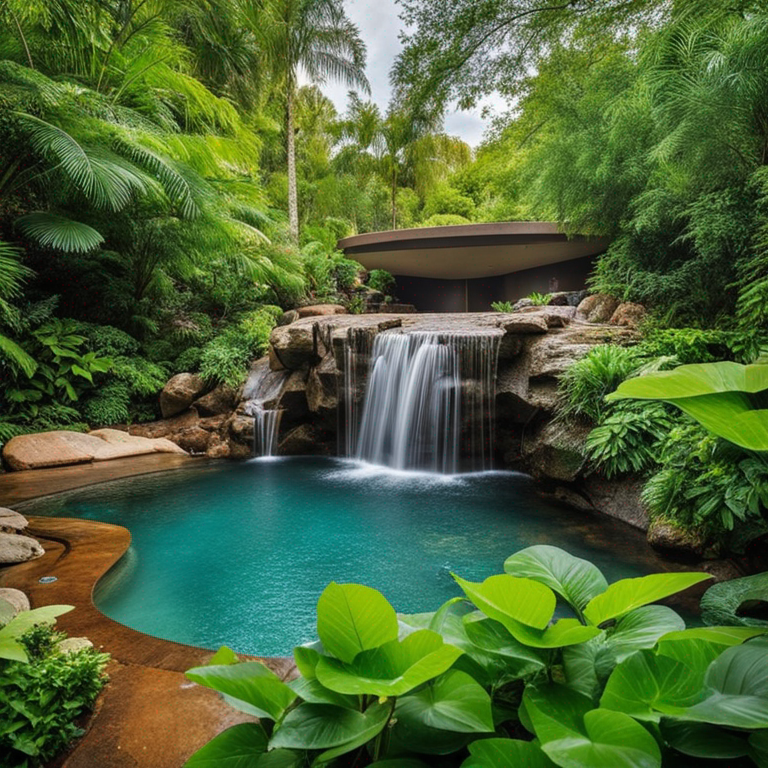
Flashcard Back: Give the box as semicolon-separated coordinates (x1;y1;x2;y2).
419;213;472;227
111;356;169;397
635;327;736;364
199;307;280;386
174;346;203;373
491;300;514;312
586;401;674;478
332;257;363;291
642;425;768;542
558;344;642;423
82;382;132;426
367;269;395;296
0;609;108;768
528;291;551;305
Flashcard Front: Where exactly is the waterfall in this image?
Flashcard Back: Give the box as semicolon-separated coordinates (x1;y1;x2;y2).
343;331;500;472
243;359;288;457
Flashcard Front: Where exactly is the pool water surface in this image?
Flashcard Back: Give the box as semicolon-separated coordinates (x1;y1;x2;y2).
22;457;666;656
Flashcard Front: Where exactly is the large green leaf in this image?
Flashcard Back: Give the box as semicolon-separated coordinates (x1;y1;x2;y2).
16;213;105;254
600;651;706;721
294;645;321;679
680;638;768;728
185;662;297;721
0;604;74;660
394;670;494;734
523;684;593;743
607;605;685;662
542;709;662;768
751;730;768;768
453;573;556;629
270;702;389;751
658;626;768;650
503;546;608;612
660;720;749;760
655;637;726;673
316;582;399;663
462;616;546;676
315;629;463;697
701;572;768;628
461;738;556;767
184;723;268;767
486;614;601;649
607;362;768;451
583;572;711;626
286;677;358;710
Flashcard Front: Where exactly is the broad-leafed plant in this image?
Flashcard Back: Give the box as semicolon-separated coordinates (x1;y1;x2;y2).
185;546;768;767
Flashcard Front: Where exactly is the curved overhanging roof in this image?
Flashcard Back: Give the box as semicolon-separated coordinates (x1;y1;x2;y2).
338;222;609;280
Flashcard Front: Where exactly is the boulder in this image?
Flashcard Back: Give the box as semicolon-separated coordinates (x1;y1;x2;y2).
279;424;332;456
277;371;310;426
128;410;199;440
228;414;255;444
171;427;212;454
160;373;207;418
522;421;592;483
518;305;577;328
498;314;549;334
575;294;620;324
610;302;647;328
3;431;99;471
582;475;649;530
512;298;534;311
700;560;743;583
547;293;570;306
0;533;44;564
193;385;237;417
647;518;710;558
0;588;30;616
0;508;28;533
205;434;231;459
58;637;94;654
277;309;299;326
88;429;188;459
270;322;319;370
306;355;339;428
297;304;347;318
549;290;589;307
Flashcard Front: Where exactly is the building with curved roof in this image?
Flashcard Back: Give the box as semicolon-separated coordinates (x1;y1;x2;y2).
338;222;609;312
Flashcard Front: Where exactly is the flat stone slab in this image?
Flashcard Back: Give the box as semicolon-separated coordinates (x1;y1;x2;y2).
0;532;44;563
3;429;188;471
0;508;28;531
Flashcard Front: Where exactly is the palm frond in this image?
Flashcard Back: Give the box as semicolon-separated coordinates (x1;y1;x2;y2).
16;212;105;253
0;333;37;378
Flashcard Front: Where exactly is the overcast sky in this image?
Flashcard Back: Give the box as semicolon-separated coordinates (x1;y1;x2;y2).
317;0;492;147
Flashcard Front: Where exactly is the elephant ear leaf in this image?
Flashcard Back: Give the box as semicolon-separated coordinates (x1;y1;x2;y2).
680;638;768;729
317;582;399;663
504;545;608;613
606;362;768;451
584;572;711;627
461;738;556;767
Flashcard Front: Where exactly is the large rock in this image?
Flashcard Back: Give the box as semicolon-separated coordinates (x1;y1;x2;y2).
2;429;186;470
498;314;549;334
610;302;647;328
279;424;332;456
575;294;620;324
0;588;30;616
160;373;207;418
522;421;592;482
582;475;649;530
88;428;188;459
277;309;299;326
306;354;338;427
517;305;577;328
0;533;44;563
0;509;28;533
647;518;710;558
270;322;319;370
297;304;347;318
193;385;237;417
128;410;199;439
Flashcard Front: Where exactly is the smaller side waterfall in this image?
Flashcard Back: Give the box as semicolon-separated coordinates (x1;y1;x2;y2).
343;331;501;473
242;359;289;457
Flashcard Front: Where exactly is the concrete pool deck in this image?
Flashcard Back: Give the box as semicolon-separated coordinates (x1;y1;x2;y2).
0;456;296;768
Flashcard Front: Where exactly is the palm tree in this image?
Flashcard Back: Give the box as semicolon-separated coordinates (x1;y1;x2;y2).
255;0;370;242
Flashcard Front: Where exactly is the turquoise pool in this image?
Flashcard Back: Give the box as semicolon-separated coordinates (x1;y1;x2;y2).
22;457;666;656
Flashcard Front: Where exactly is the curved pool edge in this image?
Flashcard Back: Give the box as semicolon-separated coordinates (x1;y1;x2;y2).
0;515;296;678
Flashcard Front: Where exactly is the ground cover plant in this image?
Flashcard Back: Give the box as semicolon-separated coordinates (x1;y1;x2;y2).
0;604;109;767
184;545;768;767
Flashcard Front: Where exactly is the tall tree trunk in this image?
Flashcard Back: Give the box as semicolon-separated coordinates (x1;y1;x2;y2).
287;85;299;244
391;166;397;230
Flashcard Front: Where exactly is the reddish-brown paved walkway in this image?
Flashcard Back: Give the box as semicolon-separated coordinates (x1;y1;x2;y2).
0;459;295;768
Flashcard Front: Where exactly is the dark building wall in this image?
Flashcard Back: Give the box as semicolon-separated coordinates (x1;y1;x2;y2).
394;255;597;313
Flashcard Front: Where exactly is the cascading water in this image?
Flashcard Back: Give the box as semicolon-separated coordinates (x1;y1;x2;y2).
242;358;288;457
343;331;501;473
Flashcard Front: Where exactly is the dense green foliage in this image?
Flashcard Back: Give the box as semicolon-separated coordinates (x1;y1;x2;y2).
186;546;768;767
0;605;108;767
